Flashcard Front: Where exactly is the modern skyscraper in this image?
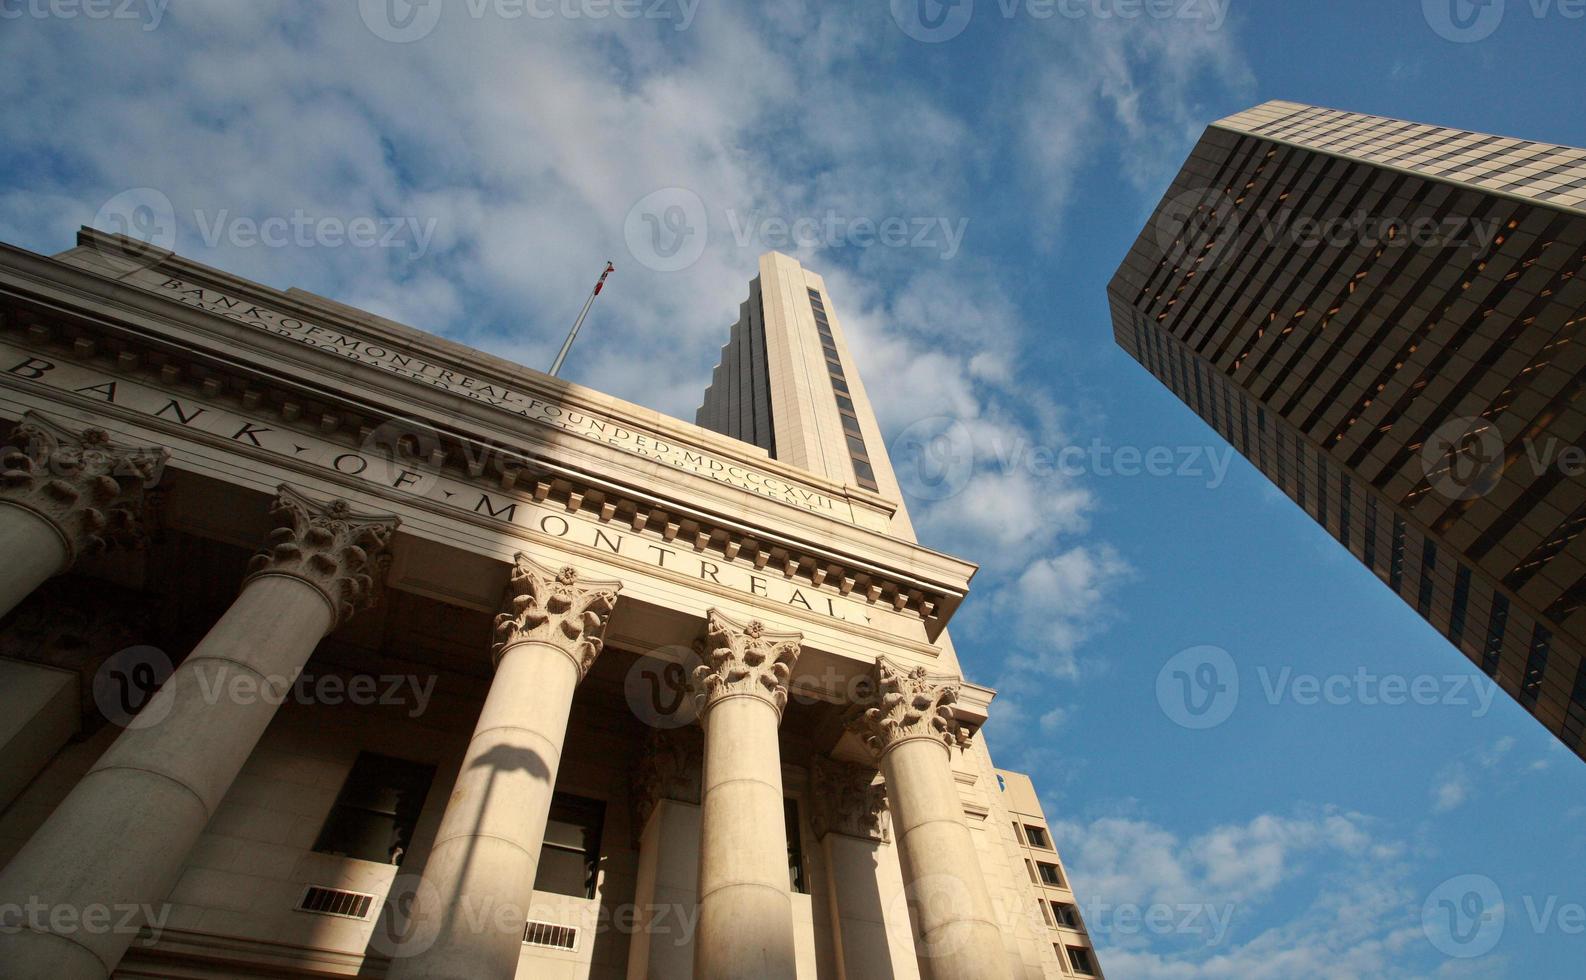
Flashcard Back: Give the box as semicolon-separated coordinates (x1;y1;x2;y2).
0;229;1099;978
1111;100;1586;762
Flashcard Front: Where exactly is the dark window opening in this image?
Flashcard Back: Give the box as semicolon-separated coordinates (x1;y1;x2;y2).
1450;565;1472;647
1482;594;1509;677
314;752;435;867
1051;902;1081;929
1024;825;1051;849
534;793;605;899
1037;861;1064;887
1067;945;1098;976
786;799;808;894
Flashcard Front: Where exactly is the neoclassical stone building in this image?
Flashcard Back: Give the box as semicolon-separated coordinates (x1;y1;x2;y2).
0;232;1102;979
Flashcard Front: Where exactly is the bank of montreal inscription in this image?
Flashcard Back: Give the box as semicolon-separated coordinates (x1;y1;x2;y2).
2;343;872;625
129;271;846;520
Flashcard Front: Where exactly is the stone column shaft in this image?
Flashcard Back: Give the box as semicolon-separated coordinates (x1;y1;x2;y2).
690;611;801;980
0;512;67;622
0;486;396;980
810;757;918;980
388;556;619;980
855;659;1013;980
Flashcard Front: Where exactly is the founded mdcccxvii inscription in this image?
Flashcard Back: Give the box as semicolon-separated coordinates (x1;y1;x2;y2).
129;271;846;520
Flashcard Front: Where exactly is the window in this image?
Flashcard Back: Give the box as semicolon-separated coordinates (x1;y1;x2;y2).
1012;822;1025;845
852;457;879;491
1522;625;1551;707
1482;594;1508;677
314;752;435;866
1339;475;1352;549
1067;944;1098;975
1418;538;1439;617
1038;900;1053;926
1023;825;1051;849
534;794;605;899
1051;902;1081;929
1450;565;1472;646
1025;858;1037;882
786;799;809;893
1389;516;1407;592
1037;862;1064;887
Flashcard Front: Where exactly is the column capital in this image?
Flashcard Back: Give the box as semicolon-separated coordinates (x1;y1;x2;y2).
244;485;399;630
631;727;703;834
851;656;967;759
492;553;621;677
1;412;166;566
809;757;889;843
691;609;802;720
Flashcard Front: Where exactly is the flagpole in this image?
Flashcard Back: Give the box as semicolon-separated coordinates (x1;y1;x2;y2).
550;261;614;378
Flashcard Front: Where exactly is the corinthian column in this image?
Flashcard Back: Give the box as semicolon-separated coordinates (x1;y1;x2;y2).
810;758;920;980
851;658;1012;980
0;485;396;980
388;556;620;980
0;412;166;618
690;611;801;980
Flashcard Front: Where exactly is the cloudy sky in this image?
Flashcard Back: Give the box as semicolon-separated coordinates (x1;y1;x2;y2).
4;1;1585;975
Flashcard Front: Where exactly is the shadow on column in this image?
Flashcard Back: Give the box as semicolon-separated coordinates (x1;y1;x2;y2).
367;743;550;968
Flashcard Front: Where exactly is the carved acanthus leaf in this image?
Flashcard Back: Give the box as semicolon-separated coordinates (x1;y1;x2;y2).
0;412;167;562
492;554;621;676
809;757;889;842
631;727;703;836
245;485;399;627
690;610;802;718
850;657;965;757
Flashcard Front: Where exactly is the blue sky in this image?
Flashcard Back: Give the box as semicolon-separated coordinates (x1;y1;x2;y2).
3;2;1585;976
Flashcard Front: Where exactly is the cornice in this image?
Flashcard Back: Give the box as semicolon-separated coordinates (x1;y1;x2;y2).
0;242;978;634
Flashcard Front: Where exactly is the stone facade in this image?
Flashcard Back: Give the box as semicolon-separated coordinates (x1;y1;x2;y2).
0;229;1100;978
